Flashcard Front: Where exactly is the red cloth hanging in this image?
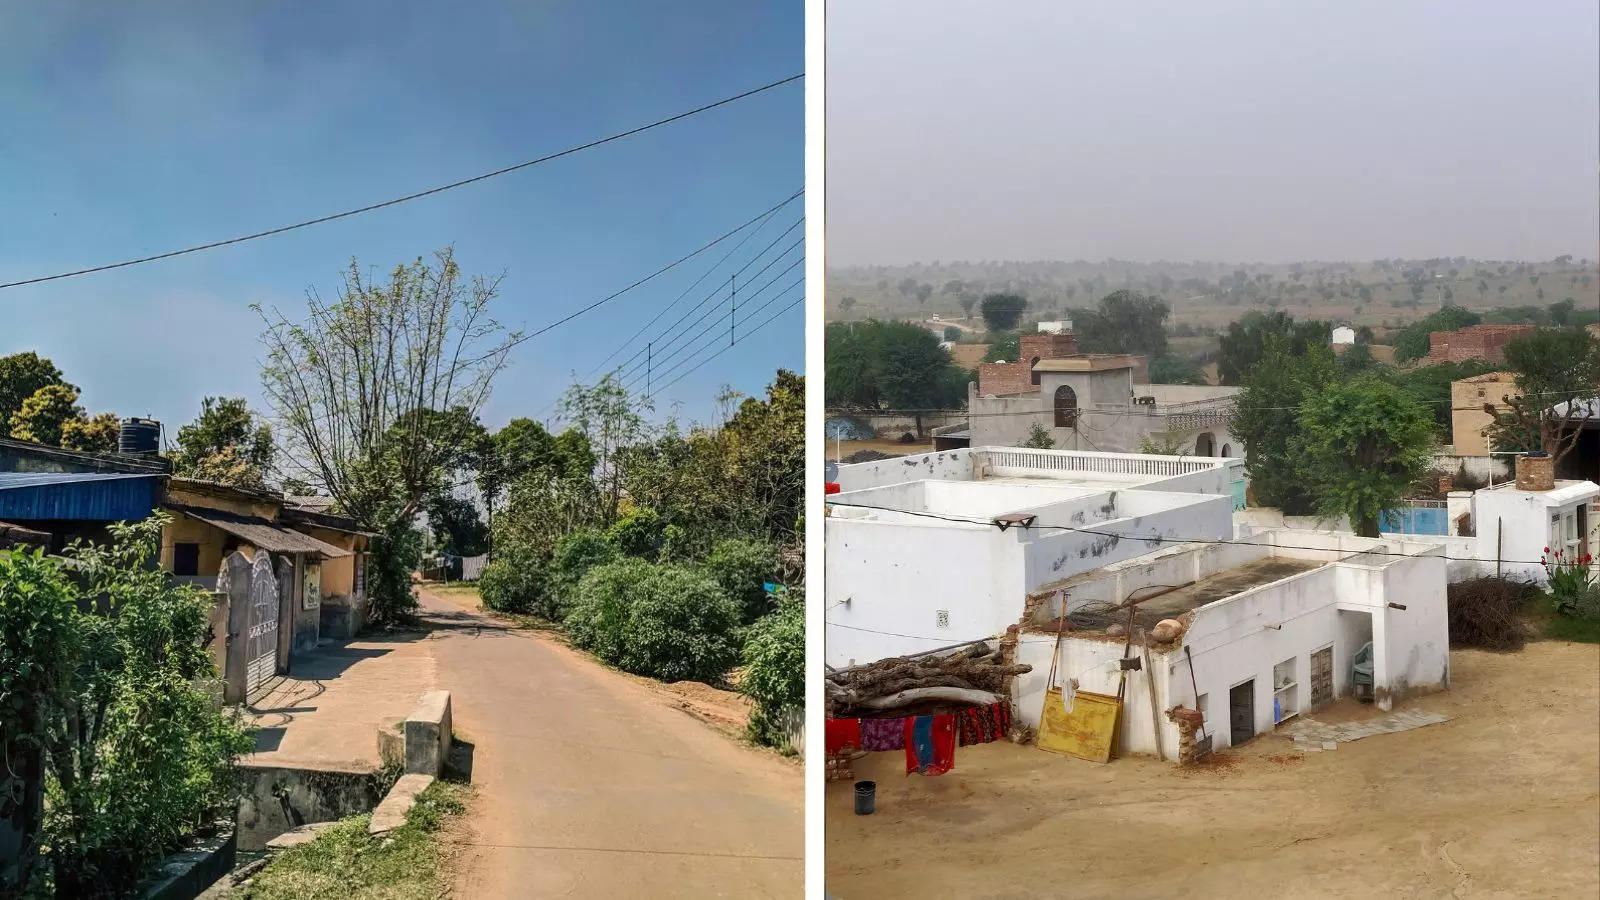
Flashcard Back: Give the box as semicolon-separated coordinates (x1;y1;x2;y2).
903;713;956;775
825;717;862;754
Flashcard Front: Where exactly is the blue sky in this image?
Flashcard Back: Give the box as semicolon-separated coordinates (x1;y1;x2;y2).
0;1;803;439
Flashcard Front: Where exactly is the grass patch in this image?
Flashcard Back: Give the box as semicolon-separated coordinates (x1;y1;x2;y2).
1544;615;1600;643
230;781;469;900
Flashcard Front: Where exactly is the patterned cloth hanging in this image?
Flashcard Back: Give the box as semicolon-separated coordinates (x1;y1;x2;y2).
956;702;1013;747
904;714;956;776
860;717;906;752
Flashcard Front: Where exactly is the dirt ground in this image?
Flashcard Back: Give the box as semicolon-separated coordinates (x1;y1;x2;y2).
826;641;1600;899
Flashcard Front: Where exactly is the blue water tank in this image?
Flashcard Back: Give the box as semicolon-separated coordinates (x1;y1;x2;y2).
118;418;161;455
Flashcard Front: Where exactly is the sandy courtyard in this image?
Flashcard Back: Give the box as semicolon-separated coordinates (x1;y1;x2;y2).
826;641;1600;899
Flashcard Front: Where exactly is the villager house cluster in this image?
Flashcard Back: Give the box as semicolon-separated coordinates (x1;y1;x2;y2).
824;445;1598;766
0;426;370;703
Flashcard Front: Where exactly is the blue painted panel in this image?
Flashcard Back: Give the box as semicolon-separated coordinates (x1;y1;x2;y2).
1230;479;1247;511
1381;505;1447;535
0;474;161;521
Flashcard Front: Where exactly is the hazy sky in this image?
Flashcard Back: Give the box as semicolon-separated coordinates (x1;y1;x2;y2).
1;1;800;437
826;0;1600;266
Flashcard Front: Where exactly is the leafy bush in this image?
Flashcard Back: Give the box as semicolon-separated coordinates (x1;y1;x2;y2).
0;516;251;897
368;518;423;623
565;559;740;682
700;539;781;624
477;542;555;618
1541;546;1595;607
741;589;804;749
548;528;618;610
1019;423;1055;450
606;505;666;560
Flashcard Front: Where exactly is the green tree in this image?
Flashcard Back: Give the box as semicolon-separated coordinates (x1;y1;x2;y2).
8;383;85;446
1217;311;1331;385
958;294;978;319
981;331;1020;364
1486;329;1600;466
979;292;1028;330
1070;290;1170;357
257;248;518;622
559;374;650;524
60;411;120;454
1148;355;1205;385
1297;377;1435;537
169;397;275;488
1230;338;1339;513
0;351;68;425
424;492;489;557
825;321;965;430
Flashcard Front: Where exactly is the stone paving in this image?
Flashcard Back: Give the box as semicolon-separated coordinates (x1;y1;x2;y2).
1284;709;1449;752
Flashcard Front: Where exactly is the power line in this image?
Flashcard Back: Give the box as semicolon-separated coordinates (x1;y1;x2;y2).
617;222;804;382
624;251;804;390
649;290;805;396
0;74;803;290
466;190;802;369
583;197;799;380
824;498;1600;570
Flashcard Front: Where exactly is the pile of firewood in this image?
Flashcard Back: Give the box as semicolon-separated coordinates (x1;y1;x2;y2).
826;644;1031;717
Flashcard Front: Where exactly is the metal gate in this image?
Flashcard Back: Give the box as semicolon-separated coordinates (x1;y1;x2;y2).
245;552;280;694
1310;647;1334;709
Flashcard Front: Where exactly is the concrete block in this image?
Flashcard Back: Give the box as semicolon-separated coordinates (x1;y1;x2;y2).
265;821;341;850
404;691;453;776
377;718;405;770
368;773;435;836
1321;741;1337;750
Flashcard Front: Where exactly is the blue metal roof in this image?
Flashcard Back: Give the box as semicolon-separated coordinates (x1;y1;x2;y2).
0;472;163;521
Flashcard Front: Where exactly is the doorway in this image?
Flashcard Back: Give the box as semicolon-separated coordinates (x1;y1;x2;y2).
1229;679;1255;746
1310;646;1334;709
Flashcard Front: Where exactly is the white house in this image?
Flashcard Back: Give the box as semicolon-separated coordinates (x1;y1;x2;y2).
824;447;1241;667
1037;319;1072;335
1331;325;1357;345
1011;530;1450;756
1463;479;1599;583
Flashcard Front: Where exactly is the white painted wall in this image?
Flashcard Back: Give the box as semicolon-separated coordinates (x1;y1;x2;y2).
833;449;975;491
1332;325;1356;345
1471;482;1600;583
1012;536;1451;757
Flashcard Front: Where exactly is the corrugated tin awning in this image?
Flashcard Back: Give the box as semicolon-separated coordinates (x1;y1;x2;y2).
167;504;351;558
0;472;163;521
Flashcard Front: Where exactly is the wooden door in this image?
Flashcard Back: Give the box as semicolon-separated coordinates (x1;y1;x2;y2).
1229;680;1255;747
1310;647;1334;709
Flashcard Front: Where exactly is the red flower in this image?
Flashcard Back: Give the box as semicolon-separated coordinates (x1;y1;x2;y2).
1544;547;1551;554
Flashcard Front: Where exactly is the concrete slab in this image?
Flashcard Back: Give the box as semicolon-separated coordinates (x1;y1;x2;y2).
369;773;435;836
405;690;453;776
242;631;438;771
1285;711;1449;745
264;821;341;850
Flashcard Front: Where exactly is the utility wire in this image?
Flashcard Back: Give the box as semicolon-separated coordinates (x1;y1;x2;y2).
624;264;804;392
650;291;805;396
0;74;803;290
583;197;799;380
623;250;804;388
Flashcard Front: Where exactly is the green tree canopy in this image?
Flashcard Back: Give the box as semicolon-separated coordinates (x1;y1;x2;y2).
1217;311;1332;385
8;383;85;446
1070;290;1170;357
1230;338;1339;514
0;351;69;425
1297;376;1435;537
169;396;275;487
979;292;1028;330
824;320;966;416
1486;328;1600;464
1148;355;1205;385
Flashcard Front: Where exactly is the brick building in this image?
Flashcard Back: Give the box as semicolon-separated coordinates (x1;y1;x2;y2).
977;332;1080;396
1426;325;1535;365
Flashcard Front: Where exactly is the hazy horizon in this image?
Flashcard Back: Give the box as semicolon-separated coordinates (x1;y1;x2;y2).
826;0;1600;267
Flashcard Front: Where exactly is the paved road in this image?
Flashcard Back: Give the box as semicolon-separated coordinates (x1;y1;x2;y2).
419;589;803;899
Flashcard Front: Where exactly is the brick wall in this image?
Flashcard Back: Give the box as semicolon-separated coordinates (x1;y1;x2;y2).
1427;325;1535;365
978;362;1034;396
1018;332;1079;363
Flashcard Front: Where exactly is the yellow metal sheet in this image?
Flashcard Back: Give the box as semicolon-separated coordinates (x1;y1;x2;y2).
1037;688;1121;763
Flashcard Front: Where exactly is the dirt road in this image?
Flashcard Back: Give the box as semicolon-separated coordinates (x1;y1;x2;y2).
826;641;1600;899
418;589;802;898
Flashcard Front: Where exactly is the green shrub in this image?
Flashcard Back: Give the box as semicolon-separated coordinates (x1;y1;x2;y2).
368;519;423;623
606;505;666;560
741;589;804;749
477;543;555;618
699;538;782;624
548;528;618;609
1;516;251;897
565;559;740;682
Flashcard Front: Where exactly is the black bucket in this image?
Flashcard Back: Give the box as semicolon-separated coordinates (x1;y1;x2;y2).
854;780;876;815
